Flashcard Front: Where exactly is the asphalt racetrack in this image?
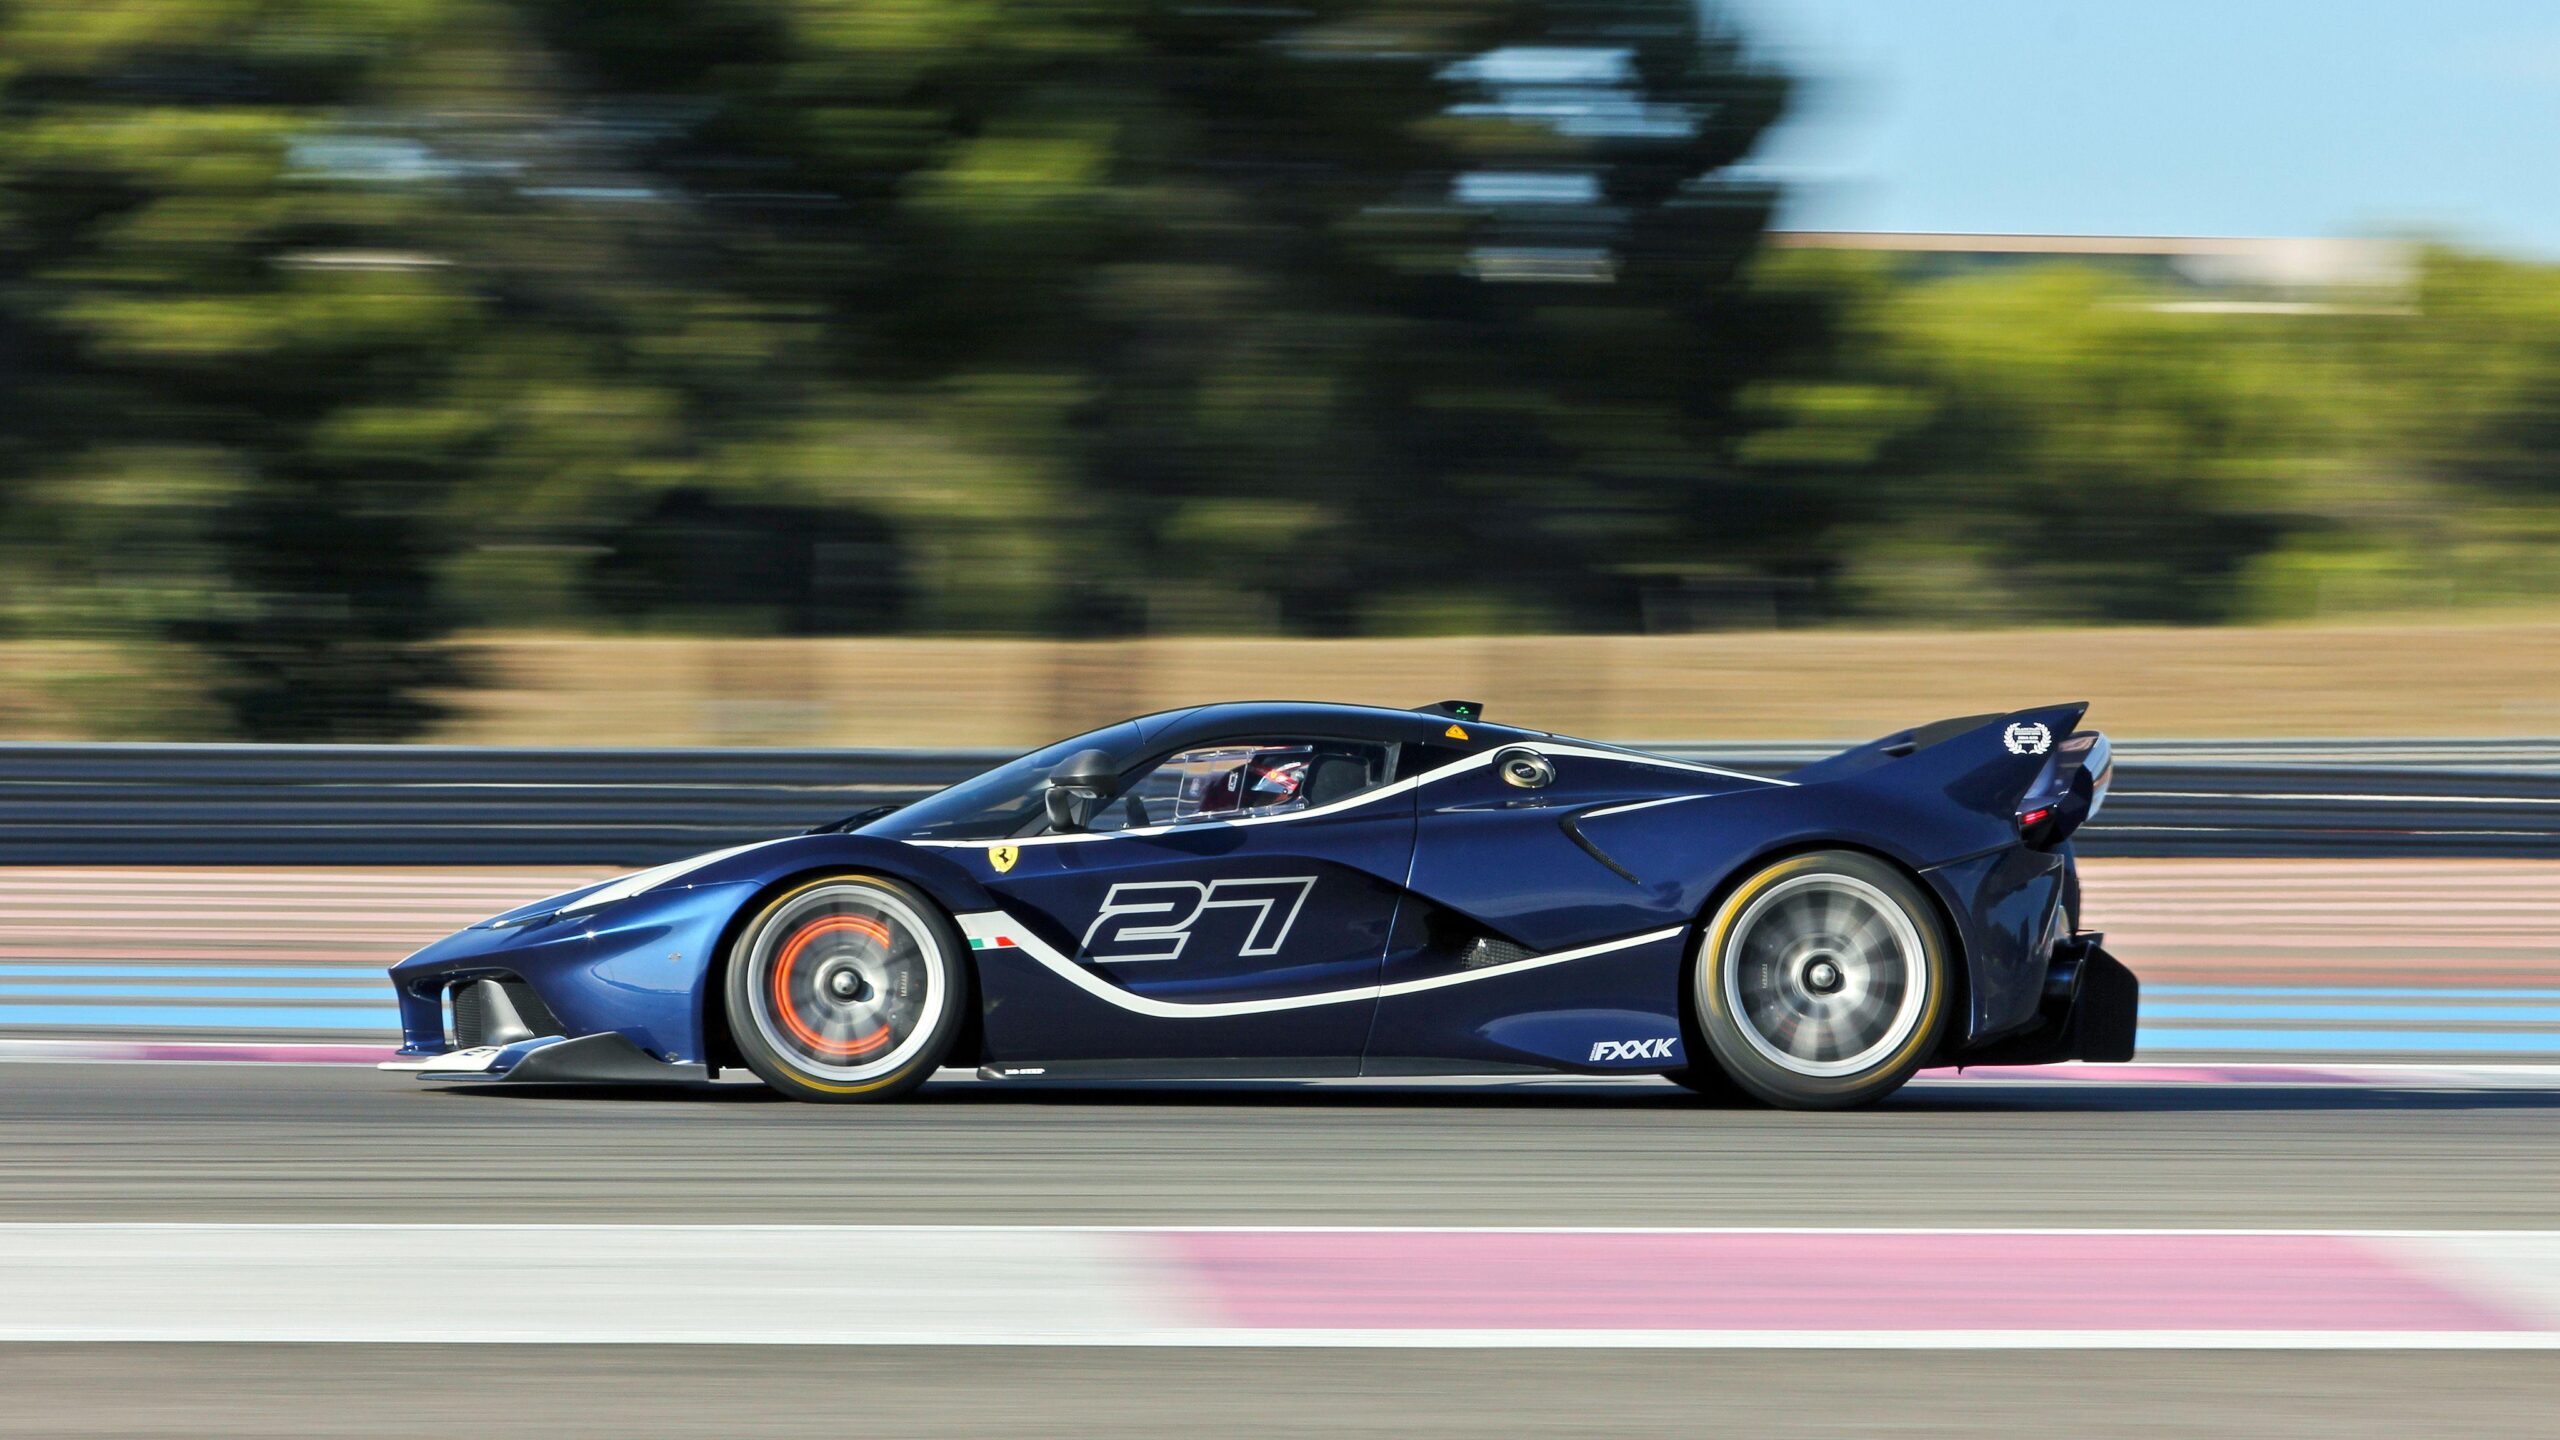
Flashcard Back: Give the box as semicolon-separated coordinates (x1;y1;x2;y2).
3;853;2558;1435
5;1060;2560;1229
5;1061;2560;1436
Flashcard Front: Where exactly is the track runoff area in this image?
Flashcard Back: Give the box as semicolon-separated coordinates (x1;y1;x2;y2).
5;1059;2560;1354
8;858;2560;1055
0;855;2557;1361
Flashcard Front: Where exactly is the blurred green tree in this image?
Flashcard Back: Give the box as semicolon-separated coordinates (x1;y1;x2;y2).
0;0;1804;737
14;0;2557;744
498;0;1797;635
0;0;509;737
2237;248;2560;618
1734;245;2560;626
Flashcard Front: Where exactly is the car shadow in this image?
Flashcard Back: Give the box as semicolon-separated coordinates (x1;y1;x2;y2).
1884;1083;2560;1115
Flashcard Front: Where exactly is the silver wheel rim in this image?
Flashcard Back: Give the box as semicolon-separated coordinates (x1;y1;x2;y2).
743;883;945;1084
1713;873;1928;1078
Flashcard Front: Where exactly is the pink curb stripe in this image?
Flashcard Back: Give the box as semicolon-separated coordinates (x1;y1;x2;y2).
126;1040;399;1064
1159;1231;2531;1333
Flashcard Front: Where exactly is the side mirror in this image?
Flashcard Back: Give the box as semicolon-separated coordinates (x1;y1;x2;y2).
1041;747;1117;833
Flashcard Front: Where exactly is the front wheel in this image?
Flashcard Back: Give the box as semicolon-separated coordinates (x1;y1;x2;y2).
1690;851;1950;1109
724;875;969;1102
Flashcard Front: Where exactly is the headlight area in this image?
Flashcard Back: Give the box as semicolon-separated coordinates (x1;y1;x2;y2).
388;880;758;1072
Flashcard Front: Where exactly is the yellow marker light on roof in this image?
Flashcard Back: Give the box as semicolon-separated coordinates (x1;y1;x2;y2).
1445;724;1469;740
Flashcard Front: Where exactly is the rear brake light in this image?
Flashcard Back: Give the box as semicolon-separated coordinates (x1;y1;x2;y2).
2019;807;2052;828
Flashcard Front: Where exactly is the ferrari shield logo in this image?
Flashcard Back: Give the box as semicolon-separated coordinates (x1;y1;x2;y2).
988;845;1019;874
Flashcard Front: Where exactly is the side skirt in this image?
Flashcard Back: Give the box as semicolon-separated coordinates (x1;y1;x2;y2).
975;1057;1360;1082
970;1057;1655;1082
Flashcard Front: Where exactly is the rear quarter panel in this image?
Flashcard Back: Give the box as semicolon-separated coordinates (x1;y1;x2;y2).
1493;758;2061;1047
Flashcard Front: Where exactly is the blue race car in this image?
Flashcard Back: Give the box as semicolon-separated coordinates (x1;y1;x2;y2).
383;700;2133;1109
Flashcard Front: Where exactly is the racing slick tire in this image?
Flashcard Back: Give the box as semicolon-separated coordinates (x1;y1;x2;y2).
724;874;970;1102
1689;850;1951;1110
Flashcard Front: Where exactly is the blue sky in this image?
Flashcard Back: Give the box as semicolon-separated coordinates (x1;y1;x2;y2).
1724;0;2560;254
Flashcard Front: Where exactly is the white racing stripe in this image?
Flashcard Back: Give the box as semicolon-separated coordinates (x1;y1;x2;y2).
1578;794;1710;819
553;836;796;915
959;914;1685;1019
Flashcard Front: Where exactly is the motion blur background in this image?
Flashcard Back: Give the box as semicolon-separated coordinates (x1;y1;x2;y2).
9;10;2560;1435
3;0;2557;745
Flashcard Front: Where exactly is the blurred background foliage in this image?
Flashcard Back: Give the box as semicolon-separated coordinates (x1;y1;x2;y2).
2;0;2558;737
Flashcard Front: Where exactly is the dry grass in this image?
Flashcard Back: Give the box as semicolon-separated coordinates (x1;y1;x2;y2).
423;619;2560;746
1;619;2549;745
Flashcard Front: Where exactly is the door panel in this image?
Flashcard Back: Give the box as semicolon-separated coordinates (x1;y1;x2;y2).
965;784;1416;1064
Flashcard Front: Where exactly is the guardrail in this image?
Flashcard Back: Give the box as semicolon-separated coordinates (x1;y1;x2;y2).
0;738;2552;865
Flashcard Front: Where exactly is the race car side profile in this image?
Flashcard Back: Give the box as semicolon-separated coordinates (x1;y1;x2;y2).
383;699;2134;1109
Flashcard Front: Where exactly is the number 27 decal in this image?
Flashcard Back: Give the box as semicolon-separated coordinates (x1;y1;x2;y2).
1081;877;1318;964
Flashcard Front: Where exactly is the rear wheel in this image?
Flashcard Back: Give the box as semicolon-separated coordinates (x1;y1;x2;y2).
724;875;968;1102
1689;851;1950;1109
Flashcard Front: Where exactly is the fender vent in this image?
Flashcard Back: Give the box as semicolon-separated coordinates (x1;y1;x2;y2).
1462;937;1538;970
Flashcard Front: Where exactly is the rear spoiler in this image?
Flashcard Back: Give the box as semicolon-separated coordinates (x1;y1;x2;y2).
1789;702;2109;848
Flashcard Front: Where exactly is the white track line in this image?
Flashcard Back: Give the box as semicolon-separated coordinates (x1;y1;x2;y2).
2;1225;2557;1349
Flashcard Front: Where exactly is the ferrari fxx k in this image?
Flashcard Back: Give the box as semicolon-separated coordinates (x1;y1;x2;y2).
384;700;2132;1108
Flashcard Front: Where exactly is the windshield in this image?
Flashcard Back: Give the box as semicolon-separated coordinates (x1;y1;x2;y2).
859;722;1143;841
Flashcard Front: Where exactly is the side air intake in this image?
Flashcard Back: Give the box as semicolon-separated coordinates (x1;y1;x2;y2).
1461;936;1538;970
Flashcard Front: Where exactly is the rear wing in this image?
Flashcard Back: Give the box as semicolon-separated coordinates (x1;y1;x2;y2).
1789;702;2110;847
